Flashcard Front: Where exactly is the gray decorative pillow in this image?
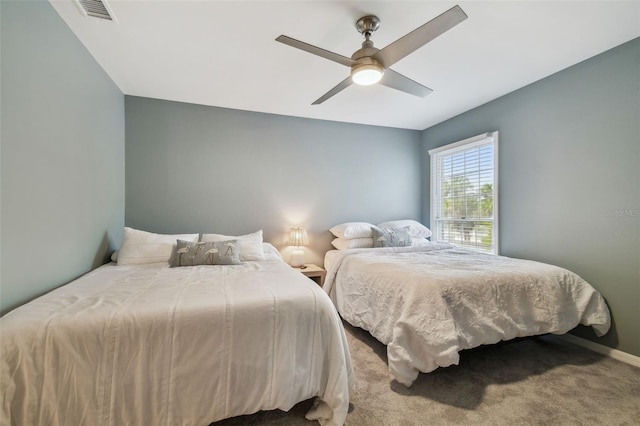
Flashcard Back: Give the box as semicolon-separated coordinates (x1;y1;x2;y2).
371;227;412;248
170;239;242;267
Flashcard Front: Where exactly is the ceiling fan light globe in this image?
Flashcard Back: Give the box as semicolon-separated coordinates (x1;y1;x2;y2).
351;65;384;86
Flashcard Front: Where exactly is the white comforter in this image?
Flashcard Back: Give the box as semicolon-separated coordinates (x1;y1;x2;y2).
324;244;610;386
1;249;353;426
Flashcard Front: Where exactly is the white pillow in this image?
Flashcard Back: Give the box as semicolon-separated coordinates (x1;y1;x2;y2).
332;236;428;250
201;230;265;261
117;227;199;266
331;237;373;250
329;222;375;239
262;242;282;260
378;220;432;238
411;238;431;247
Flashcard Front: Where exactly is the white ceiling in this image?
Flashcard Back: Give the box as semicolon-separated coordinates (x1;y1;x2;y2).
50;1;639;130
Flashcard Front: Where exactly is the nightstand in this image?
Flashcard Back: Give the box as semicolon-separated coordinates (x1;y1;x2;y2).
293;264;326;287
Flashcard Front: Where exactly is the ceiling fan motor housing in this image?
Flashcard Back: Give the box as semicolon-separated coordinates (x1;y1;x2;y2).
350;56;384;74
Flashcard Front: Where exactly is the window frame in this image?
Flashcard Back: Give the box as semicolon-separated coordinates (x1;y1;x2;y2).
429;131;499;254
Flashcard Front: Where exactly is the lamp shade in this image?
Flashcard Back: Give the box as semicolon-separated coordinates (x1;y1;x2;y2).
288;227;309;247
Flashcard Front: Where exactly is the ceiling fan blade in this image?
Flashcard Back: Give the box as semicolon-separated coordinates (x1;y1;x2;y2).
312;77;353;105
379;69;433;98
373;5;467;68
276;35;356;67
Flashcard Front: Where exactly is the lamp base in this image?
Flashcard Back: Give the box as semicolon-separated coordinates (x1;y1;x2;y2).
290;249;305;268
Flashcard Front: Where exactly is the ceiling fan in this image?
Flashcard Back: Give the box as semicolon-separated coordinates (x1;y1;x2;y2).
276;5;467;105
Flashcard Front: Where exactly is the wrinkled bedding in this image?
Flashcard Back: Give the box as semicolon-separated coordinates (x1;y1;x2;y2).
323;243;610;386
1;250;353;426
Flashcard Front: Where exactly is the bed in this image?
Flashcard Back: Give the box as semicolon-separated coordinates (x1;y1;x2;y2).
0;242;353;426
323;243;610;387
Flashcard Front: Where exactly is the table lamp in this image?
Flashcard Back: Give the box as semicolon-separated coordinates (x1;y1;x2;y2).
289;227;309;267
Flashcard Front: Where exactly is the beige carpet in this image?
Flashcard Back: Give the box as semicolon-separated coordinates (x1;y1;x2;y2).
216;322;640;425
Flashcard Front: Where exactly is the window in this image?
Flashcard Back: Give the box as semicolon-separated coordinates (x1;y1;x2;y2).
429;132;499;254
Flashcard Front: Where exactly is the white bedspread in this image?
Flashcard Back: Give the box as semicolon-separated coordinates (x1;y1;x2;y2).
324;244;610;386
1;250;353;426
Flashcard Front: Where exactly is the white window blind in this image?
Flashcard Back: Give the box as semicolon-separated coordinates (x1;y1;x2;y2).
429;132;499;254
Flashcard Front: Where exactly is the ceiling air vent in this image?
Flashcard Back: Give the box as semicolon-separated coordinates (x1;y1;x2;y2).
76;0;115;21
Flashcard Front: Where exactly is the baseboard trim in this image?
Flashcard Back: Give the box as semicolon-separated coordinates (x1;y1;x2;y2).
558;334;640;368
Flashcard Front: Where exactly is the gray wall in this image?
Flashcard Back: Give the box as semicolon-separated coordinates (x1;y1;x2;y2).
125;96;422;266
421;38;640;356
0;0;125;314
